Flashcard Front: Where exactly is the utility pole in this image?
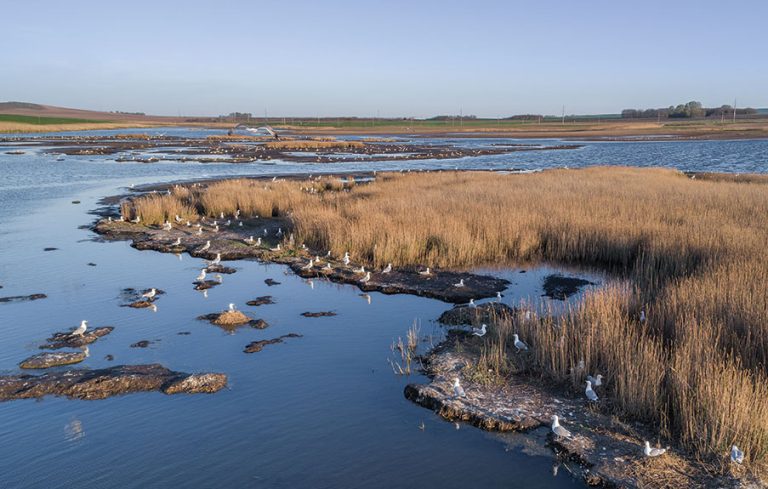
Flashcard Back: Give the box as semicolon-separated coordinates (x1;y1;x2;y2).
733;97;737;123
561;105;565;125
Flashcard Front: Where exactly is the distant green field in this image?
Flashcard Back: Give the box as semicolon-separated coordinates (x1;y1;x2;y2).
0;114;108;125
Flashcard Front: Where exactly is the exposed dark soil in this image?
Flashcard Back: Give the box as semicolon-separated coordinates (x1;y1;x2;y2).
542;274;596;300
0;293;47;303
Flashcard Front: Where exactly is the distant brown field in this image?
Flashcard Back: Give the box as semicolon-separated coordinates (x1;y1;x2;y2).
124;167;768;469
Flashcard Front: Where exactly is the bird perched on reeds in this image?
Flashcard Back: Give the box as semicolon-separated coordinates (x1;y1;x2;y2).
142;288;157;300
200;241;211;252
453;378;466;398
643;441;667;457
731;445;744;464
454;279;465;288
551;415;571;438
587;374;603;387
72;320;88;336
585;381;599;402
382;263;392;273
472;324;487;337
513;333;528;351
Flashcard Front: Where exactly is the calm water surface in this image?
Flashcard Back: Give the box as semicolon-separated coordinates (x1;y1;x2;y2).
1;128;765;488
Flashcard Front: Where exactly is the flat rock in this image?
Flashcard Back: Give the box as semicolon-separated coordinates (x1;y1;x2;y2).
41;326;114;349
0;293;47;304
301;311;336;318
244;333;302;353
130;340;153;348
205;264;236;274
43;247;58;252
264;278;281;286
246;296;275;306
19;351;87;369
438;302;514;326
194;280;221;290
542;274;596;300
0;364;227;401
197;311;266;330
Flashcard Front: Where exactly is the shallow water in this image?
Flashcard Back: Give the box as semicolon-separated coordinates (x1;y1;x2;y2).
0;127;762;487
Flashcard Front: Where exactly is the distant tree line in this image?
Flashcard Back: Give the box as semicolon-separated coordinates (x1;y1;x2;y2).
428;115;477;121
622;101;757;119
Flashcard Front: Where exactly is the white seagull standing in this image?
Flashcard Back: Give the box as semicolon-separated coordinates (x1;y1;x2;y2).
353;265;365;274
496;291;503;302
551;415;571;438
643;441;667;457
172;237;181;246
454;279;465;288
453;378;466;398
200;241;211;252
472;324;487;337
468;298;477;308
585;381;599;402
419;267;431;276
343;252;351;266
513;334;528;351
382;263;392;273
731;445;744;464
361;271;371;283
587;374;603;387
142;288;157;300
196;269;206;282
209;253;221;266
302;259;314;270
270;244;281;252
228;303;236;312
245;236;255;244
72;320;88;336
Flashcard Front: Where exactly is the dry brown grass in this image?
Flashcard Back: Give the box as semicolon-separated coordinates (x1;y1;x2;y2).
122;167;768;469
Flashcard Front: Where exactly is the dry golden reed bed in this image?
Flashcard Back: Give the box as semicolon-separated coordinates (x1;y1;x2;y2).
123;167;768;471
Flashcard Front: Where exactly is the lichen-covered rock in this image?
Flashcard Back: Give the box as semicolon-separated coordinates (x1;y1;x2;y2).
161;373;228;394
19;351;87;369
0;364;227;401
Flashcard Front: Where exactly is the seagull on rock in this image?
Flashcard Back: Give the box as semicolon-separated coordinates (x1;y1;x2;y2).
200;241;211;252
343;252;350;266
142;288;157;300
72;320;87;336
454;279;465;288
513;334;528;351
419;267;431;276
361;271;371;283
302;259;314;270
172;238;181;246
453;378;466;398
551;415;571;438
353;265;365;274
270;244;281;252
472;324;487;337
245;236;255;244
585;380;599;402
209;253;221;266
196;269;206;282
228;303;236;312
468;298;477;308
643;441;667;457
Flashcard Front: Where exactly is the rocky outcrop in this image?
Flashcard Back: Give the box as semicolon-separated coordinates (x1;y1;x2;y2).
0;293;47;304
41;327;114;349
0;364;227;401
19;351;88;369
437;302;514;325
246;296;275;307
301;311;336;318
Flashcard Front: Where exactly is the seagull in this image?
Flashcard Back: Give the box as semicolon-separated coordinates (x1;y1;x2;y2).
343;253;350;266
172;238;181;246
196;269;206;282
382;263;392;273
238;221;243;227
472;324;487;337
361;271;371;283
263;228;268;236
220;212;225;219
585;381;599;402
353;265;365;274
302;259;314;270
72;320;87;336
131;215;141;224
324;263;332;270
196;227;203;235
587;374;603;387
270;244;281;252
731;445;744;464
174;214;182;223
551;415;571;438
468;298;477;308
496;291;503;301
213;225;219;233
200;241;211;252
186;221;191;227
453;378;466;398
225;219;231;226
163;221;172;230
209;253;221;266
419;267;431;276
228;303;236;312
454;279;465;288
142;288;157;300
256;237;262;246
513;334;528;351
245;236;255;244
640;310;647;323
643;441;667;457
314;255;321;263
276;228;283;236
215;274;223;283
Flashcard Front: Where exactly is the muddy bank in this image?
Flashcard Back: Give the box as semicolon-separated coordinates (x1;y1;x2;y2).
0;364;227;401
93;217;509;304
0;293;47;304
405;331;747;488
244;334;302;353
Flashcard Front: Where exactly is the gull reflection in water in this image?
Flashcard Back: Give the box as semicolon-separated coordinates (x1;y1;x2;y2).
64;418;85;442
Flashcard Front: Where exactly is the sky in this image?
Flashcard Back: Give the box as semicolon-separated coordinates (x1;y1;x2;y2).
2;0;766;117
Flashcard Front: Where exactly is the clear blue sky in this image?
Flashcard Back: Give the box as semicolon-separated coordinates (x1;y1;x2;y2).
2;0;766;117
